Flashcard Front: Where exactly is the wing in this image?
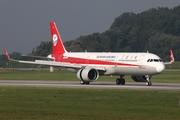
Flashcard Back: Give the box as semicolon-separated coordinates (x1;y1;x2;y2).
19;59;82;69
19;60;106;71
3;47;105;71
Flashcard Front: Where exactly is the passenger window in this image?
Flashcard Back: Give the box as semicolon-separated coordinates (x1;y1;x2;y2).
147;59;150;62
150;59;153;62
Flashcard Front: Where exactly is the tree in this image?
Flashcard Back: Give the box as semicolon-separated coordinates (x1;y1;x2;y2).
31;5;180;61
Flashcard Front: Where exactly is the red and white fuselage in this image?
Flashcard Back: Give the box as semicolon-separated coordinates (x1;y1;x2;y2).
51;52;165;75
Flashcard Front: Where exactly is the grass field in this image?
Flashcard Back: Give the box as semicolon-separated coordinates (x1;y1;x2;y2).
0;87;180;120
0;70;180;119
0;69;180;83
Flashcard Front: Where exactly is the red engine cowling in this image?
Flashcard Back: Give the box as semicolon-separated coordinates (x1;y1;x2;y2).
77;68;99;82
131;75;152;82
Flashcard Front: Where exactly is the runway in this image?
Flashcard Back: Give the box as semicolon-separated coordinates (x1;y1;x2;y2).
0;80;180;90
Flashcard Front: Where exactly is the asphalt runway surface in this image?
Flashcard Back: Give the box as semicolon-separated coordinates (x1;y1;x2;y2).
0;80;180;90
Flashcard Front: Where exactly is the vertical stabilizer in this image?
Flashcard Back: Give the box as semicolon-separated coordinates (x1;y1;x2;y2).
170;50;174;62
50;22;67;54
3;47;10;60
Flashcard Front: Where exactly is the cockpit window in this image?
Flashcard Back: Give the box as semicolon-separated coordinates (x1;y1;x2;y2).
154;59;159;62
159;59;162;62
147;59;163;62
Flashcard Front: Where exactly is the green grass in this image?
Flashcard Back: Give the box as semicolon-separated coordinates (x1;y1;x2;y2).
0;87;179;120
165;61;180;69
152;70;180;83
0;69;77;80
0;69;180;83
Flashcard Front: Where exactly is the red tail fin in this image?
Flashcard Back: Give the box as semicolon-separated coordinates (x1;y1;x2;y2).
50;22;67;54
3;47;11;60
170;50;174;62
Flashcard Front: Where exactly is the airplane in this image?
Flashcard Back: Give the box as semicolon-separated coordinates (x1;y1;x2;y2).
3;22;175;86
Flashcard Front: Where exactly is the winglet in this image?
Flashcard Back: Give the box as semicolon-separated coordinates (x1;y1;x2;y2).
170;49;174;63
3;47;11;60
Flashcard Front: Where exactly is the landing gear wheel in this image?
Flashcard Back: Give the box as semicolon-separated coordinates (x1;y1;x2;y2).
148;82;152;86
116;78;121;85
116;78;125;85
80;81;85;85
121;78;125;85
145;75;152;86
146;82;152;86
80;81;90;85
85;82;90;85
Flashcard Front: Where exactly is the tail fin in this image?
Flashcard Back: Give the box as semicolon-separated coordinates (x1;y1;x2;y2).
3;47;11;60
50;22;67;54
170;49;174;62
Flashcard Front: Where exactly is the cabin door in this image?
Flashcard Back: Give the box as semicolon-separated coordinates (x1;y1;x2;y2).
138;55;144;65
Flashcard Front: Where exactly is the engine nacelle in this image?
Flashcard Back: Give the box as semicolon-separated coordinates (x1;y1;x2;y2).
77;68;99;82
131;75;152;82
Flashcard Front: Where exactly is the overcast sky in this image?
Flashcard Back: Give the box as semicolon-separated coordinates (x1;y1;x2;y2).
0;0;180;54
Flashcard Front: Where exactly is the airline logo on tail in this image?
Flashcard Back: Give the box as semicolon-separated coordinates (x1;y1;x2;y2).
52;34;58;46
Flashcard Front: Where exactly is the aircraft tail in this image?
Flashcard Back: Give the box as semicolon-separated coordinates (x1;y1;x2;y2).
50;22;67;54
170;49;174;62
3;47;11;60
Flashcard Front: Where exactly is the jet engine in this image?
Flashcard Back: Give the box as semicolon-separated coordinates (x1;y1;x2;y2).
77;68;99;82
131;75;152;82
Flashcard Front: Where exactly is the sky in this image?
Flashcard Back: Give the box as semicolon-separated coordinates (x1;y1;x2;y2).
0;0;180;54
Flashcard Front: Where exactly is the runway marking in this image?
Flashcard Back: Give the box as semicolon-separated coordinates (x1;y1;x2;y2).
0;80;180;90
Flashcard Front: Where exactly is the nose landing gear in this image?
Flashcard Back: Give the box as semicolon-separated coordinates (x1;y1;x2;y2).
145;75;152;86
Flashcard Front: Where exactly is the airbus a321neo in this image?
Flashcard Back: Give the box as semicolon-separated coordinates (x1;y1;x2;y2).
3;22;175;86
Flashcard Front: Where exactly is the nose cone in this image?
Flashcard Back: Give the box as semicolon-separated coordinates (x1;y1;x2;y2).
156;63;165;73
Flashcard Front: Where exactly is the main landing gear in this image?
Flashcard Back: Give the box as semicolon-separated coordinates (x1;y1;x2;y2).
116;75;125;85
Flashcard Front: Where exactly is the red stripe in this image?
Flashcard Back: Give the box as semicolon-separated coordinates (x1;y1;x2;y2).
53;54;138;66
